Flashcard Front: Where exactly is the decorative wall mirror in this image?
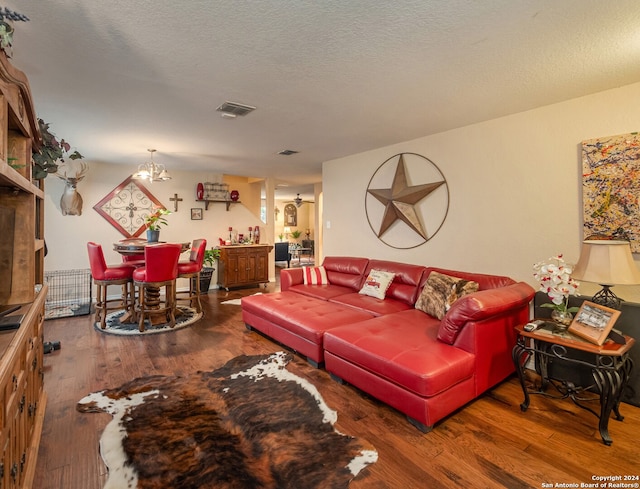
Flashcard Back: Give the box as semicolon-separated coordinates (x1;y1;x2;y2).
284;203;297;227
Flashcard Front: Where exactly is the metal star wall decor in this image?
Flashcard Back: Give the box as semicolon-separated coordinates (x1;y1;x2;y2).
365;153;449;248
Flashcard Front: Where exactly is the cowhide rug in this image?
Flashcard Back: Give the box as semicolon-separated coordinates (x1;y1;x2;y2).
77;351;377;489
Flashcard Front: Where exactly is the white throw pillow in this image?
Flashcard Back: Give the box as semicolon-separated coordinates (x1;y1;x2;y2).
303;266;329;285
359;269;395;300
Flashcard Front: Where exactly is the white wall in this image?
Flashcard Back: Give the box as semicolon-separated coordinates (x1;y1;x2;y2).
44;165;268;286
44;81;640;300
322;81;640;301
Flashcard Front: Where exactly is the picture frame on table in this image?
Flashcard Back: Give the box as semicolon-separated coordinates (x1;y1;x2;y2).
190;208;203;220
568;300;621;345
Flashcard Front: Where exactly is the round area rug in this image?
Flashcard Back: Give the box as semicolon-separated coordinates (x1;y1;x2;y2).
96;306;203;336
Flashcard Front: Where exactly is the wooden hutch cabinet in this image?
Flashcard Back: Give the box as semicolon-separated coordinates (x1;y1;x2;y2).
217;245;273;290
0;50;47;488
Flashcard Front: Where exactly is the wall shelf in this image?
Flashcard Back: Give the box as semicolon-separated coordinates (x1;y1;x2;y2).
0;48;46;489
196;198;241;211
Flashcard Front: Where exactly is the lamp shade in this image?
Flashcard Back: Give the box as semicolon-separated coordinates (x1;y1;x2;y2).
572;240;640;285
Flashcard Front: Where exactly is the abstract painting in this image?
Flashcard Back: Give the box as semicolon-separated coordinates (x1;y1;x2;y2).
581;132;640;252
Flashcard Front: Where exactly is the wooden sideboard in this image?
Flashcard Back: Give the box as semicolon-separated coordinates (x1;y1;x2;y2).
0;287;47;488
217;245;273;290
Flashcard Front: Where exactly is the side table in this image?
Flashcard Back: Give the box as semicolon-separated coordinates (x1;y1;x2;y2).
512;322;635;445
290;247;312;265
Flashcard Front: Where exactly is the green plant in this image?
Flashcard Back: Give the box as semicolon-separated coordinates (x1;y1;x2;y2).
290;229;302;240
33;118;84;180
0;21;12;52
7;157;23;170
145;208;171;231
203;248;221;268
278;234;284;241
0;8;29;56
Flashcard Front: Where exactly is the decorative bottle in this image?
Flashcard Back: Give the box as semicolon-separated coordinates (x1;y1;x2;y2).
254;225;260;244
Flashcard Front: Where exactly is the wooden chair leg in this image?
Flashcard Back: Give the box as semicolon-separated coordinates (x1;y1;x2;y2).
128;281;136;321
95;283;106;328
94;283;101;324
138;285;146;332
94;280;135;329
193;272;202;313
168;281;176;328
101;283;106;323
179;274;202;313
120;284;127;309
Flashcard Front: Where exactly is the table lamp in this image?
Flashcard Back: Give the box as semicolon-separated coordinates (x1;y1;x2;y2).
571;239;640;309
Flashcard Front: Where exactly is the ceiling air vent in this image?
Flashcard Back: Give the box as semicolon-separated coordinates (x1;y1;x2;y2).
216;101;256;117
278;149;299;156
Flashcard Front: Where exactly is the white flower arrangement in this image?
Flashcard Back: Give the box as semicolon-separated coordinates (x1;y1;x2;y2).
533;254;580;313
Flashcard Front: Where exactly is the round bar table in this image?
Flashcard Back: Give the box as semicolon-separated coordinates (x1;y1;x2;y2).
113;239;191;324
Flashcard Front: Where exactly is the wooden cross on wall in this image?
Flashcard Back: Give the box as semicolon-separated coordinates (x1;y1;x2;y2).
169;193;183;212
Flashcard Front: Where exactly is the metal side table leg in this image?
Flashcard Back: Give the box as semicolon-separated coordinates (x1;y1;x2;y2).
512;341;532;411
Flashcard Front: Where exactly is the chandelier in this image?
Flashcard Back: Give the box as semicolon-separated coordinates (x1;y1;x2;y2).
132;149;171;182
294;193;303;207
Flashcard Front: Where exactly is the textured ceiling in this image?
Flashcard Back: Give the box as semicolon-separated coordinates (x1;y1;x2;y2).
8;0;640;200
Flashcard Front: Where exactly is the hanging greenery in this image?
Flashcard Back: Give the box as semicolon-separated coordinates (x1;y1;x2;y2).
33;119;84;180
0;7;29;57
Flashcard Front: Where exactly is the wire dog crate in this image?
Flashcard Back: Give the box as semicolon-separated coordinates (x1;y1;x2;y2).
44;269;92;320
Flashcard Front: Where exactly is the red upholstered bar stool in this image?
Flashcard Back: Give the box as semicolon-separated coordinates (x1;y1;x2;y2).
122;253;146;267
87;242;136;329
176;238;207;313
118;238;147;267
132;243;182;332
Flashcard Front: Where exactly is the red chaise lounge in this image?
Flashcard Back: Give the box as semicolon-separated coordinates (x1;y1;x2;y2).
241;256;535;431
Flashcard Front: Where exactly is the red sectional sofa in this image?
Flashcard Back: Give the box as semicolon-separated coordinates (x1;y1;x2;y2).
241;256;535;432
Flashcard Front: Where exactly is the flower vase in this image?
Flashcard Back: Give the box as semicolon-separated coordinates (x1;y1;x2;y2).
551;309;572;327
147;229;160;243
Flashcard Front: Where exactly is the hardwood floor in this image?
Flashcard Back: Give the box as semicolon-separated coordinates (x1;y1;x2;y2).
34;279;640;488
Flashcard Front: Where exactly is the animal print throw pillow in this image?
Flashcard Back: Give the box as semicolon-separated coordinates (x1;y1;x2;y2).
359;269;395;300
303;266;329;285
415;271;479;319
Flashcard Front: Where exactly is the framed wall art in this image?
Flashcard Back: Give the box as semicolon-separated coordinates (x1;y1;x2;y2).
191;208;203;220
582;131;640;251
93;176;166;238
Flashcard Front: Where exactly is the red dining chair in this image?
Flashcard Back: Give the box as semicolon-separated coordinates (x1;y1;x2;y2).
176;239;207;313
132;243;182;332
118;238;147;267
87;242;136;329
121;254;146;268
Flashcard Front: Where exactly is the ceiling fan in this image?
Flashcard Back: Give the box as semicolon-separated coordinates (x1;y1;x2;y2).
291;193;314;208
